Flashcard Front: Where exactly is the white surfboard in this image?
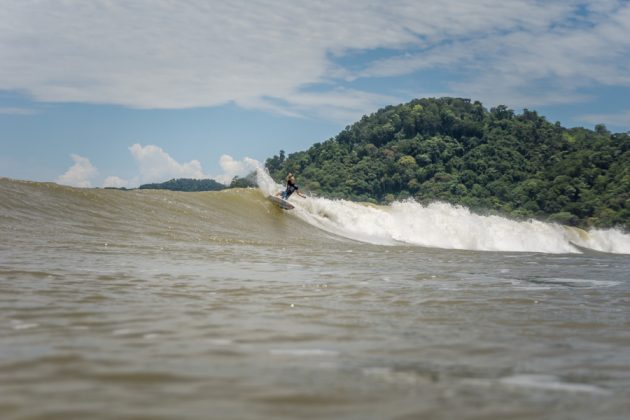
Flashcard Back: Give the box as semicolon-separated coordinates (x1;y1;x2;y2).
267;195;295;210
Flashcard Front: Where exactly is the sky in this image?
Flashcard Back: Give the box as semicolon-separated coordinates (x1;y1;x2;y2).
1;0;629;188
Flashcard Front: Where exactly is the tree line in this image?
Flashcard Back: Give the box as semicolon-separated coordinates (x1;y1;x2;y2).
136;173;257;192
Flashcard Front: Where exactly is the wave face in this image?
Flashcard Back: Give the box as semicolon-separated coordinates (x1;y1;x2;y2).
2;174;630;254
0;177;332;251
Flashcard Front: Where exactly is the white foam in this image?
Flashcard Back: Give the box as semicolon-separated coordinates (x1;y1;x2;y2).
252;165;630;254
565;227;630;254
11;320;39;330
539;278;621;288
207;338;234;346
362;367;425;385
249;159;280;197
499;374;609;395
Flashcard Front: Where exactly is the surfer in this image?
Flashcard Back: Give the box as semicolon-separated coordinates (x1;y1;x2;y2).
277;174;305;200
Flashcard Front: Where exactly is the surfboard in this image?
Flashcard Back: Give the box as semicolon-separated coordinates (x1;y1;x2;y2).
267;195;295;210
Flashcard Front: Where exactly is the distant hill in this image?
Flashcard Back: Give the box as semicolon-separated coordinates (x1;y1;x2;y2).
139;178;226;192
266;97;630;230
138;173;258;192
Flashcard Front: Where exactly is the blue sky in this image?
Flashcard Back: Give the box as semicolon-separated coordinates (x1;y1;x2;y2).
1;0;629;187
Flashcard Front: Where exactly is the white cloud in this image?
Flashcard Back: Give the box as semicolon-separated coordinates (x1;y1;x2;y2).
1;0;629;116
287;89;399;122
129;144;207;184
357;1;630;109
219;154;246;176
56;154;98;188
103;148;256;187
213;154;252;185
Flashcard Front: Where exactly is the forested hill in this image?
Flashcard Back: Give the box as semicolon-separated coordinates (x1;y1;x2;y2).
139;178;226;192
266;97;630;230
138;175;257;192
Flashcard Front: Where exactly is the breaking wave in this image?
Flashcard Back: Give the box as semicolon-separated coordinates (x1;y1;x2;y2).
253;165;630;254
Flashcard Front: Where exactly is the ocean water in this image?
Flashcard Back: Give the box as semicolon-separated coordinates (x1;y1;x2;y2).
1;171;630;420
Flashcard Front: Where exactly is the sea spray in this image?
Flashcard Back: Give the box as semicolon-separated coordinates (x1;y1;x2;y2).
247;158;279;196
294;198;578;253
565;227;630;254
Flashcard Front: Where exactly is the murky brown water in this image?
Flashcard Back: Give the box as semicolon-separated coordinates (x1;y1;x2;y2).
1;178;629;419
